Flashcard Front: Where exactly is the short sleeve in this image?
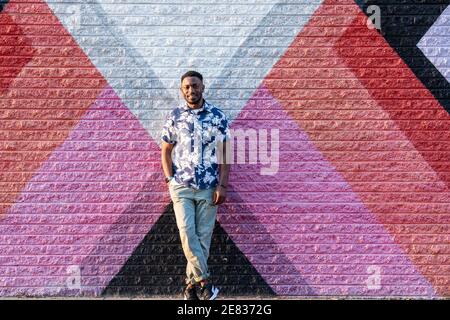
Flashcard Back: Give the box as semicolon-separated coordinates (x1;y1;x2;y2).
161;112;177;144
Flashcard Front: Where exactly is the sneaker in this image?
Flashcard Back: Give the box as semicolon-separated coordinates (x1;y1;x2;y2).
199;282;219;300
183;285;199;300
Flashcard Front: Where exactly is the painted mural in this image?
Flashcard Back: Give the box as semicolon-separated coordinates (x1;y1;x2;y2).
0;0;449;298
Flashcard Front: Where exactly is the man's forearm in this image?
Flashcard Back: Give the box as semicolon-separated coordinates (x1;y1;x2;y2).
218;140;230;187
218;163;230;187
161;151;173;178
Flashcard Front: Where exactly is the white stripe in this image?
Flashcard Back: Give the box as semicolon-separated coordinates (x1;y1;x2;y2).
417;6;450;84
45;0;324;143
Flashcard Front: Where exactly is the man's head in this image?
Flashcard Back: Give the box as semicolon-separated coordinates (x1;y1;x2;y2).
180;70;205;107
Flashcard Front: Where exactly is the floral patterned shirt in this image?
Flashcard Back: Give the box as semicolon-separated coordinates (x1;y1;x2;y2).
161;99;230;189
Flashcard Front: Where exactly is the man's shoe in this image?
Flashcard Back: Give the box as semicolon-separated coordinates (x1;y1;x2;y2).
183;285;199;300
199;283;219;300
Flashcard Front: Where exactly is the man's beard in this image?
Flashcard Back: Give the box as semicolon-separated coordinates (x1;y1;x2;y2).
186;94;202;105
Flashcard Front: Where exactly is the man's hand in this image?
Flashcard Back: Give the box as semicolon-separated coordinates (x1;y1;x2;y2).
212;185;227;205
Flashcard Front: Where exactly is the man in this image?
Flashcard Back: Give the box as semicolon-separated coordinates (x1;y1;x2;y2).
161;70;230;300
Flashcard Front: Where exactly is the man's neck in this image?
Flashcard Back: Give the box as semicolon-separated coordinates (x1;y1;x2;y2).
186;98;204;110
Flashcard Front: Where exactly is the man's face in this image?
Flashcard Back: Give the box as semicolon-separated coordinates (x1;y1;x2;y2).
180;76;204;105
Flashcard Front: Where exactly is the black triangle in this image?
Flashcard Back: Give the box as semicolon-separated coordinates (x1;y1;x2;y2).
354;0;450;113
101;202;276;297
0;1;9;12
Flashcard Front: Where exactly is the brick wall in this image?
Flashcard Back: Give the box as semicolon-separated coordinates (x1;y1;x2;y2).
0;0;449;298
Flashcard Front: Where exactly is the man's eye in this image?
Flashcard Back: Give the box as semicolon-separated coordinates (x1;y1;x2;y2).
183;84;199;90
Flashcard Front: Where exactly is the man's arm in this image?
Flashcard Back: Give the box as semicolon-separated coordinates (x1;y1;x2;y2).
213;141;230;205
161;141;174;183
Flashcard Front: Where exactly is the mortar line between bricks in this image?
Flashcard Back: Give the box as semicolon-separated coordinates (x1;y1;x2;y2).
2;129;450;131
0;232;450;235
0;276;444;279
5;203;450;207
4;149;450;152
0;45;442;49
1;264;445;268
0;220;448;222
3;177;450;183
4;220;445;222
2;87;447;91
0;44;430;48
7;191;450;194
2;63;442;67
0;34;377;38
4;54;446;59
1;231;449;234
2;98;448;101
1;65;443;69
5;181;450;184
0;285;439;289
1;244;449;247
0;77;441;81
5;146;450;148
2;254;450;258
0;24;378;28
7;189;450;192
1;119;450;122
0;224;449;226
5;201;450;204
5;12;440;17
4;2;328;5
0;21;386;25
4;169;449;172
0;14;375;18
3;160;450;164
0;265;447;268
3;218;449;221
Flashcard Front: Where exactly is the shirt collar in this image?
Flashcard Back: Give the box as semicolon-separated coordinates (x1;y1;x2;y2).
182;99;210;114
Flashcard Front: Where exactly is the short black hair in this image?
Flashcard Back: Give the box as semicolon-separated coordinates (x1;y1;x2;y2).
181;70;203;83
